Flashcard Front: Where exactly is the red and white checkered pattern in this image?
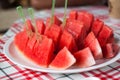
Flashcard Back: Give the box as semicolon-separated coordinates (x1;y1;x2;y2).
0;6;120;80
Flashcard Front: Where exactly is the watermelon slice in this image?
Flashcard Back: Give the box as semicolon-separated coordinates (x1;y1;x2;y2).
49;47;76;70
77;11;94;32
33;36;54;67
69;10;77;19
44;24;62;47
46;15;62;27
84;32;96;47
89;38;103;59
15;31;29;52
74;47;95;68
59;30;78;53
66;19;86;42
102;43;114;58
24;34;37;58
97;25;113;47
91;19;104;37
36;19;45;34
24;19;34;32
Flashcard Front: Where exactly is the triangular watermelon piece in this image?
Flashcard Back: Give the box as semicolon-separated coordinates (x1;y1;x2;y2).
36;19;45;34
84;32;96;47
44;24;62;47
49;47;76;70
77;11;94;32
66;19;86;42
23;19;34;32
89;38;103;59
102;43;114;58
69;10;77;19
58;30;78;53
24;34;37;58
97;25;113;47
46;15;62;27
91;19;104;37
33;36;54;68
74;47;95;68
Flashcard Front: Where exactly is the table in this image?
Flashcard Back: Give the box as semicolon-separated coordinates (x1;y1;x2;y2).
0;6;120;80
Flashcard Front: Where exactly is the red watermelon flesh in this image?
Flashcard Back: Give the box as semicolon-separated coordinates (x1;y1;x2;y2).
102;43;114;58
77;11;94;32
36;19;45;34
74;47;95;68
59;30;78;53
15;31;29;52
69;10;77;19
24;19;34;32
112;43;120;55
89;38;103;59
24;34;37;58
49;47;76;70
32;36;54;68
46;15;62;27
66;19;86;42
91;19;104;37
97;25;113;47
84;32;96;47
44;24;62;47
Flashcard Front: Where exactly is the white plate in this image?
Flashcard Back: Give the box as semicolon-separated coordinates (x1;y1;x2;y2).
3;35;120;73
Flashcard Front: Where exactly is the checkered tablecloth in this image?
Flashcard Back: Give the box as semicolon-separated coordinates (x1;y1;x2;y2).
0;6;120;80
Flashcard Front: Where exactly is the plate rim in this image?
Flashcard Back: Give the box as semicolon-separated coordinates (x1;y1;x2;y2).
3;36;120;73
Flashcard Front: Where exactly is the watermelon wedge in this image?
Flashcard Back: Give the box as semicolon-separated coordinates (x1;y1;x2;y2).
74;47;95;68
46;15;62;27
59;30;78;53
66;19;86;42
97;25;113;47
89;38;103;59
69;10;77;19
91;19;104;37
84;32;96;47
102;43;114;58
33;36;54;68
44;24;62;47
24;19;34;32
49;47;76;70
36;19;45;34
77;11;94;32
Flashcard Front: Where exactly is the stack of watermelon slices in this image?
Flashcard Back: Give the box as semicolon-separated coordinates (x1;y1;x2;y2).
14;11;119;70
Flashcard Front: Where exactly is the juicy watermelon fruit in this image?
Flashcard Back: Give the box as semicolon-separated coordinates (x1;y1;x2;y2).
102;43;114;58
49;47;76;70
89;38;103;59
33;36;54;68
36;19;45;34
66;19;86;42
91;19;104;37
97;25;113;47
24;34;37;58
44;24;62;47
15;31;29;52
24;19;34;32
59;30;78;53
69;10;77;19
84;32;96;47
77;11;94;32
74;47;95;68
46;15;62;27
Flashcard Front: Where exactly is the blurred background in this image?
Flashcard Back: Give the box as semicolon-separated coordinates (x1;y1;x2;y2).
0;0;108;36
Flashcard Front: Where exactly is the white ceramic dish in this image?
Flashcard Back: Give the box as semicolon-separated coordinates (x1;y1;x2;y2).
3;35;120;73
